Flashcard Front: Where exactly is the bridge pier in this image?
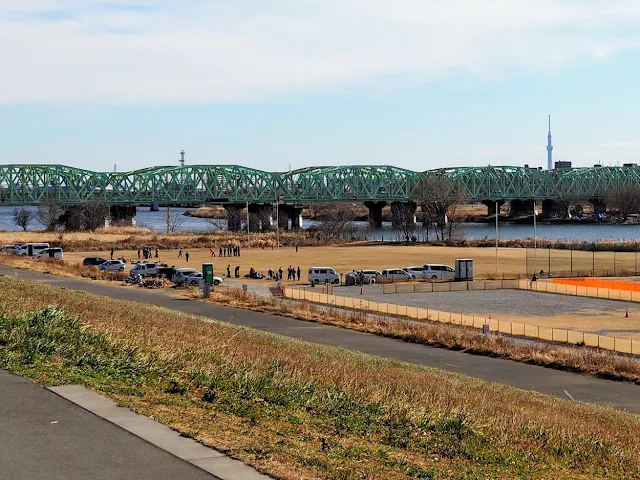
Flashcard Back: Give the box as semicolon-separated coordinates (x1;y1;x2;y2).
364;201;387;228
224;204;244;231
541;199;568;219
590;198;607;214
278;204;304;230
509;199;535;218
390;201;416;228
482;200;505;217
150;203;160;212
248;203;273;232
108;205;137;227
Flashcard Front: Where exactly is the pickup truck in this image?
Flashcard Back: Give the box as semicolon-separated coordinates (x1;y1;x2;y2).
129;262;159;278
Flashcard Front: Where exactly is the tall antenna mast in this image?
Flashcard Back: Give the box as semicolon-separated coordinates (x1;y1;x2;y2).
546;115;553;170
180;150;185;167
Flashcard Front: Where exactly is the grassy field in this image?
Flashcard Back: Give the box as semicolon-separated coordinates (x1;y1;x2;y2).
55;244;638;283
0;276;639;479
3;252;640;384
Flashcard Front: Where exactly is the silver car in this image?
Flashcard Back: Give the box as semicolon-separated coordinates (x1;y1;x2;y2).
381;269;415;281
98;260;126;272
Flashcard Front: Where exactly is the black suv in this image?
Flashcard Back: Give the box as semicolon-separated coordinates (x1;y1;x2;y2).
83;257;107;266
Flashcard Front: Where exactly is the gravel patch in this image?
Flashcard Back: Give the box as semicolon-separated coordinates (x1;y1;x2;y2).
332;285;640;317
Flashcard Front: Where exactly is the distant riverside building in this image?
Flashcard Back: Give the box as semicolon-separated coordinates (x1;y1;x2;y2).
554;161;572;170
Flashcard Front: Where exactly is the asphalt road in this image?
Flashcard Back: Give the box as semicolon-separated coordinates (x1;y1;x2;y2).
2;265;640;414
0;369;217;480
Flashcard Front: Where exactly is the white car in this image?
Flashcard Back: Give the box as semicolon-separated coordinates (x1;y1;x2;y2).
99;260;126;272
179;271;224;286
403;266;425;278
129;262;158;278
34;247;64;260
422;264;456;281
381;268;415;281
1;244;17;253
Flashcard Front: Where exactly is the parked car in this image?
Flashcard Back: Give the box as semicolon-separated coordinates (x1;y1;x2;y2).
33;247;64;260
83;257;107;266
1;244;17;253
99;260;126;272
403;266;425;278
129;262;158;278
14;243;49;256
173;268;199;284
184;272;204;286
381;268;415;281
308;267;340;285
421;264;456;281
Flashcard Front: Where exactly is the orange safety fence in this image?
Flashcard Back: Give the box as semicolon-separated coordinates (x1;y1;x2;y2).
554;277;640;292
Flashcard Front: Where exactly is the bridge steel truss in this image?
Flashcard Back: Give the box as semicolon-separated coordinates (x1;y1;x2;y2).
0;164;639;206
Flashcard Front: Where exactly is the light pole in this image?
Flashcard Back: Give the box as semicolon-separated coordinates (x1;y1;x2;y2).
533;200;537;274
276;195;283;249
495;201;499;273
246;200;250;250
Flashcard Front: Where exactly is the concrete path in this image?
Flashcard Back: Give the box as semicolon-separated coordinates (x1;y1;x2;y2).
0;370;217;480
2;265;640;414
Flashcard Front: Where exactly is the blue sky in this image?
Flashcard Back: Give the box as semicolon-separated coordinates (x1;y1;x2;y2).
3;0;640;172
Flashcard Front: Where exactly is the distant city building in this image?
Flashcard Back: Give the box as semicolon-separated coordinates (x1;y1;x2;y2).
623;163;638;168
554;161;572;169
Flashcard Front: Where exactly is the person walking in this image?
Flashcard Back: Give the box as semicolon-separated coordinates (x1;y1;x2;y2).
297;266;301;281
178;248;183;258
110;248;115;260
296;245;298;253
155;248;159;258
137;249;141;259
185;251;190;263
237;246;241;257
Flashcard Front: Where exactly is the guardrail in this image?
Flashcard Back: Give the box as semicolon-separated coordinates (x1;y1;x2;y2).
284;287;638;355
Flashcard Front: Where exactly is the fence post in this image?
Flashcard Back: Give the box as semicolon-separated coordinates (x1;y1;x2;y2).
551;328;554;342
537;325;540;339
598;335;600;348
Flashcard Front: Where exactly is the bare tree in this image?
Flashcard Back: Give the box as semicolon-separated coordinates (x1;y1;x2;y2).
313;202;358;241
606;183;640;219
165;206;185;233
80;201;110;231
35;196;63;231
413;175;467;241
13;207;34;231
390;202;417;242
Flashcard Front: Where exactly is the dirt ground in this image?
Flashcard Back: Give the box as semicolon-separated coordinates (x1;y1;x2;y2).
333;285;640;341
62;244;637;283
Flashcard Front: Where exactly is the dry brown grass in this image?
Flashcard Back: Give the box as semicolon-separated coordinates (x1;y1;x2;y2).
196;287;640;385
0;276;639;479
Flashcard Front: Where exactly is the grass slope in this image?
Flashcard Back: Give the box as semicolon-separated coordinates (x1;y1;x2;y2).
0;276;638;479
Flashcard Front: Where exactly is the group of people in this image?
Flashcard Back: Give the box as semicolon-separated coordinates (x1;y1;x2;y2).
177;248;190;262
137;247;158;260
210;246;241;258
266;266;300;281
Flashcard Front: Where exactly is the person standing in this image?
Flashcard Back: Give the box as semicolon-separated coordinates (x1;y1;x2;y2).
227;265;231;278
297;266;301;281
278;267;283;280
110;248;115;260
235;265;240;278
178;248;183;258
155;248;159;258
137;249;141;259
185;251;190;263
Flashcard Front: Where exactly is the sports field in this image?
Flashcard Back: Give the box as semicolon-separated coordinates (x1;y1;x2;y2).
62;244;635;283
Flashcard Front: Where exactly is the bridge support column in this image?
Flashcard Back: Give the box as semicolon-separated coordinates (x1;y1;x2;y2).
224;204;244;231
390;201;417;228
364;201;387;228
590;199;607;214
108;205;137;227
541;199;568;219
509;199;535;218
279;204;304;230
482;200;505;217
248;203;273;232
150;203;160;212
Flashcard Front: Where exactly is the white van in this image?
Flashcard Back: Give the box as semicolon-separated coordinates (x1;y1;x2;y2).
308;267;340;285
129;262;159;278
381;269;415;281
422;264;456;281
14;243;50;257
34;247;64;260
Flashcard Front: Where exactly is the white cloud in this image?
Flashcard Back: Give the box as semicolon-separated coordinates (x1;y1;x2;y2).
3;0;640;104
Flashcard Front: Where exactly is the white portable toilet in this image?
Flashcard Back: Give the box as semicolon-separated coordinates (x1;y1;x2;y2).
455;259;473;281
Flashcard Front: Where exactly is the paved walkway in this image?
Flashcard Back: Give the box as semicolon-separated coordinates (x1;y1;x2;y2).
0;369;216;480
2;265;640;414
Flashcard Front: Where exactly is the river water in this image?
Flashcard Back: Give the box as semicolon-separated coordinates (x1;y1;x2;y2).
3;206;640;241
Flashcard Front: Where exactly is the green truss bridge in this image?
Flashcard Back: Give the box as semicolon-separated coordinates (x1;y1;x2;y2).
0;163;634;205
0;164;635;228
